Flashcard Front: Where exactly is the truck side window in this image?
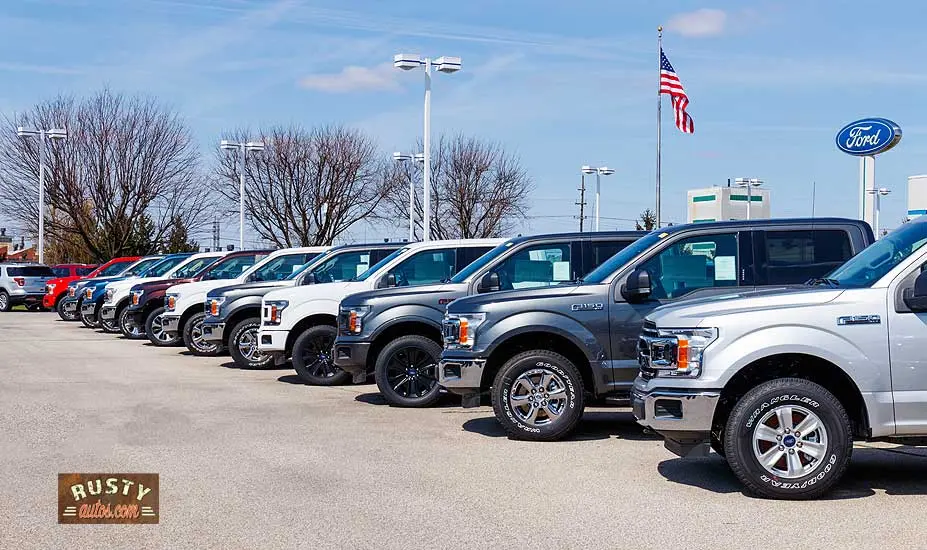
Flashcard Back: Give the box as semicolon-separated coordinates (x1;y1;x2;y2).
761;230;852;285
582;240;632;276
490;243;572;290
639;233;739;299
387;249;457;286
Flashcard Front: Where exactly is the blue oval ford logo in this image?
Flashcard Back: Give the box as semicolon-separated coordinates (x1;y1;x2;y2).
835;118;902;156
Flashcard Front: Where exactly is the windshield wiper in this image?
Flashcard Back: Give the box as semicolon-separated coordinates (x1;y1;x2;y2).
806;277;840;288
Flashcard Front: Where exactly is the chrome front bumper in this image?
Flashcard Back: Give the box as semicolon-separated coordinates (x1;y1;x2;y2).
437;358;486;408
79;301;97;317
201;322;225;343
63;299;78;313
100;305;117;320
632;386;721;458
161;315;180;334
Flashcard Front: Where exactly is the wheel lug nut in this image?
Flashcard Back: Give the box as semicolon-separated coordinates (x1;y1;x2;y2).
776;435;782;441
778;445;784;451
788;449;795;454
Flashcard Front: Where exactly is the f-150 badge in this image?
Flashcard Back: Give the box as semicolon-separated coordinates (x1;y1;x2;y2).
837;315;881;326
571;303;604;311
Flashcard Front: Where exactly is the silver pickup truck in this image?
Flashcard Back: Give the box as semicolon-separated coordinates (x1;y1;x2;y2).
633;218;927;499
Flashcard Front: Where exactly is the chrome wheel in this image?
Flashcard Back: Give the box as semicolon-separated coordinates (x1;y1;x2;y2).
236;327;264;362
149;314;171;343
508;368;569;427
190;320;217;353
120;310;143;337
752;405;828;479
0;293;9;311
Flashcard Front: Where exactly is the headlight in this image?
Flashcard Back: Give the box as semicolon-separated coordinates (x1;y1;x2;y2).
339;305;370;335
131;289;144;305
443;313;486;349
263;300;289;326
639;327;717;378
104;288;115;303
69;287;76;297
46;283;56;294
207;296;226;317
165;293;178;312
85;288;94;300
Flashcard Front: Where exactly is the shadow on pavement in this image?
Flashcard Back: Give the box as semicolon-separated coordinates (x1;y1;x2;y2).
278;375;306;385
657;446;927;499
354;391;459;408
462;410;661;442
222;361;291;371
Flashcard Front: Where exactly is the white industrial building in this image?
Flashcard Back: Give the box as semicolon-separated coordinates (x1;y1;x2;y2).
687;185;771;223
908;175;927;221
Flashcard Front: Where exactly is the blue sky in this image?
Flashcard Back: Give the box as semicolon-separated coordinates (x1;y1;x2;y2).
2;0;927;246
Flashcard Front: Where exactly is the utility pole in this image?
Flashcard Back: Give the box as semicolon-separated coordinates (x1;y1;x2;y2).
212;217;220;250
576;174;587;232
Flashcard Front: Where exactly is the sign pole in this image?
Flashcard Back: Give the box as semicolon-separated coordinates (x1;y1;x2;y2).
655;26;663;228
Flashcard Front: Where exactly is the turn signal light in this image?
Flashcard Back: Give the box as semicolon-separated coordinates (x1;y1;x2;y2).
676;338;689;371
458;318;469;344
13;278;25;287
348;311;358;333
210;300;218;316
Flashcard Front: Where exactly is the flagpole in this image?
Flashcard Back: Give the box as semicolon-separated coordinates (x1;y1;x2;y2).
656;25;663;228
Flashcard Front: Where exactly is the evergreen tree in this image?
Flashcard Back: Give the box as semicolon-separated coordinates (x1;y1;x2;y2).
162;216;199;253
636;208;658;231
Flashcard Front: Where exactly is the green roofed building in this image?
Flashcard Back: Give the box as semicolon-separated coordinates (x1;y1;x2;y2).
687;185;771;223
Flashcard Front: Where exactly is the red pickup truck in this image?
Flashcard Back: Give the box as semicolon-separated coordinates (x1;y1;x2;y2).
45;256;141;317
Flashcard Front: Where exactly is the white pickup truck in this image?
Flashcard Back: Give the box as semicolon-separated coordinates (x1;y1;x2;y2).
634;218;927;499
258;239;503;385
160;247;328;356
99;252;225;337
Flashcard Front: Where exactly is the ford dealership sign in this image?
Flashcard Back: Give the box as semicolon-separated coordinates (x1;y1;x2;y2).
835;118;902;156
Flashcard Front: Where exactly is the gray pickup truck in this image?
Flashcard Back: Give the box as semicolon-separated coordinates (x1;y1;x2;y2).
440;218;875;442
334;231;644;407
634;218;927;500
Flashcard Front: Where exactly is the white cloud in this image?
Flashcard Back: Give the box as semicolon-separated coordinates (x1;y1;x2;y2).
298;63;401;93
665;8;728;37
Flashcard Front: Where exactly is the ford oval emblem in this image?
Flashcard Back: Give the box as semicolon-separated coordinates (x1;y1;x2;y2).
835;118;902;156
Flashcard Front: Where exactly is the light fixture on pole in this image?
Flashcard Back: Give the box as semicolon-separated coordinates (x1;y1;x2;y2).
394;53;462;241
393;151;425;242
581;165;615;231
17;126;67;264
220;139;265;250
866;187;891;238
734;178;764;220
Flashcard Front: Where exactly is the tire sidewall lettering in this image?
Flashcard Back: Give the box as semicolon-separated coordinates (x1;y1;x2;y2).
501;360;577;434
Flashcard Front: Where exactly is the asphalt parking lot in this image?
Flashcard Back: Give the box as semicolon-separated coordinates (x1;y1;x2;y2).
2;313;926;549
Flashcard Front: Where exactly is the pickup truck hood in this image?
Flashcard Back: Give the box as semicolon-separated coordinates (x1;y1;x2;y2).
265;281;364;304
170;278;243;298
132;277;191;292
447;283;584;313
342;283;464;307
107;276;166;293
208;279;293;298
648;287;844;327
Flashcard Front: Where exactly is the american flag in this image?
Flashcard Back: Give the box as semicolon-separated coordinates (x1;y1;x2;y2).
660;49;694;134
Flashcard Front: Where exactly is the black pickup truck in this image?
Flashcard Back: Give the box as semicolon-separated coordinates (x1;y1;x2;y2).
334;231;645;407
438;218;875;441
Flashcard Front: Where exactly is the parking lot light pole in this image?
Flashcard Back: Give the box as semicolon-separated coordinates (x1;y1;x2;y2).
394;53;461;241
221;139;265;250
734;178;764;220
581;165;615;231
393;152;425;242
867;187;891;238
17;126;67;264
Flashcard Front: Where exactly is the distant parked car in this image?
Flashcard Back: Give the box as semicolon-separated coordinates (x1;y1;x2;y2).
45;256;141;320
0;263;57;312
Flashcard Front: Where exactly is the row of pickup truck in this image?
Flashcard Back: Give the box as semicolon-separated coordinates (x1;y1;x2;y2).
47;215;927;499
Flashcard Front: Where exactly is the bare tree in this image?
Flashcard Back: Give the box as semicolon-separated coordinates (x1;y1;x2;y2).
0;90;209;261
636;208;657;231
214;125;389;247
382;135;532;240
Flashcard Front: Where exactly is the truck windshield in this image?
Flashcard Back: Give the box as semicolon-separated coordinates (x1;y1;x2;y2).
144;256;190;277
285;250;333;280
450;242;513;283
171;257;216;279
124;257;163;276
580;231;664;284
827;220;927;288
99;261;135;276
297;250;374;283
248;253;319;282
354;248;409;282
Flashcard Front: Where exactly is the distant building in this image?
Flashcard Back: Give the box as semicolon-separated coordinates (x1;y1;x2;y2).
687;185;771;223
0;228;11;257
907;175;927;221
6;246;37;262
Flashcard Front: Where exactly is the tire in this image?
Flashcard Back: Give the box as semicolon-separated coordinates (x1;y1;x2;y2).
723;377;852;500
292;325;347;385
374;335;443;407
80;301;101;328
57;298;77;321
229;318;274;369
119;307;145;339
491;350;585;442
183;311;225;356
99;310;120;333
146;307;181;347
0;291;11;312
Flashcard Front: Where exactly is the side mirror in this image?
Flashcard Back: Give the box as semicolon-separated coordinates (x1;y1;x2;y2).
903;271;927;312
302;273;317;286
478;271;500;293
621;268;652;303
378;273;397;289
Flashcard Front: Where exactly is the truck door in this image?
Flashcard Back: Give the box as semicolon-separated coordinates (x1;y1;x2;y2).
888;259;927;434
608;230;753;393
